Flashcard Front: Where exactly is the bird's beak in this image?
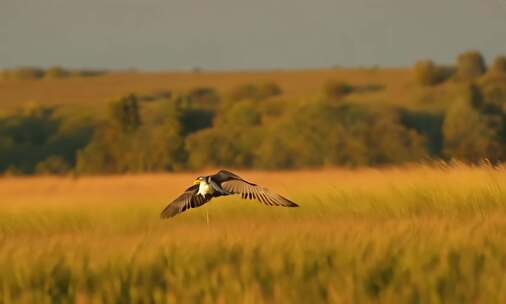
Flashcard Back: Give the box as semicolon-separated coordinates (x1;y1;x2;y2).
193;179;200;185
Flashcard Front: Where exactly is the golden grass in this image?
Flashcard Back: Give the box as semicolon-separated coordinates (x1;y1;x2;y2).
1;164;506;303
0;68;413;109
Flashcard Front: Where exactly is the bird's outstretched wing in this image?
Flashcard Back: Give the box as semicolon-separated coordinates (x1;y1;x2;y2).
212;170;244;183
160;185;212;218
215;171;299;207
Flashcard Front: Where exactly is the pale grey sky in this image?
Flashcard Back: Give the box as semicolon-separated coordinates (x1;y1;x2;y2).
1;0;506;70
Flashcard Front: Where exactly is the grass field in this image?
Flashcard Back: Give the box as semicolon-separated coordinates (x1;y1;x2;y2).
0;68;463;114
0;69;400;106
0;164;505;303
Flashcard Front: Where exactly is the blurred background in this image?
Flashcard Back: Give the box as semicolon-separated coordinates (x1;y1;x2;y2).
1;0;505;175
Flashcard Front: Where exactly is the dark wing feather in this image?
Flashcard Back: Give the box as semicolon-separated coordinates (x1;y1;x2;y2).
220;179;298;207
160;185;212;219
211;170;245;183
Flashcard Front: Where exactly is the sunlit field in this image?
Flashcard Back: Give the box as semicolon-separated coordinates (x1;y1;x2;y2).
0;68;408;108
1;164;506;303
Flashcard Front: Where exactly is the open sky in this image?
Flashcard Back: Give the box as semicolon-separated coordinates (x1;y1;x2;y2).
1;0;506;70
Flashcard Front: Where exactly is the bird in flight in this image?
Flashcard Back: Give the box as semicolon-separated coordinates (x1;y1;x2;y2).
160;170;298;218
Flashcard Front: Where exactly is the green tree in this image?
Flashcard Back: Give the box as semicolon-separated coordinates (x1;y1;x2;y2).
109;94;141;132
214;100;261;128
77;102;186;174
455;51;486;81
362;110;427;164
443;86;504;162
491;56;506;76
172;88;218;135
254;131;296;169
479;77;506;114
400;110;444;156
75;125;122;173
255;101;427;168
185;128;260;169
0;105;90;174
412;60;454;86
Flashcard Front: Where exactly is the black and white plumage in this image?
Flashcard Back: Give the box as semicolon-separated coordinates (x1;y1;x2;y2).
160;170;298;218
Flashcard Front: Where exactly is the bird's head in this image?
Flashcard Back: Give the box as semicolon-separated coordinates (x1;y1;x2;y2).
193;176;205;185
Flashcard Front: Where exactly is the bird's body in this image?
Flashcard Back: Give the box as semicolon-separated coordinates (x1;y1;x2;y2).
160;170;298;218
197;177;215;197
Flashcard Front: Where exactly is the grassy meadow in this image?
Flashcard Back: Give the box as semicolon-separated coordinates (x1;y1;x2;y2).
1;67;461;116
1;164;506;303
0;69;407;108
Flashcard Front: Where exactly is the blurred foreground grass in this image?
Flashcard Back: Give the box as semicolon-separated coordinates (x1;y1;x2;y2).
0;164;506;303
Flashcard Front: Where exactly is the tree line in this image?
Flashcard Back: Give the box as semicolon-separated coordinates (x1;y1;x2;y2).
0;66;106;80
0;51;505;175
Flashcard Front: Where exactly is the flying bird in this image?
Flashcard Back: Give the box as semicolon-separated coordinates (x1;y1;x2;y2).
160;170;298;218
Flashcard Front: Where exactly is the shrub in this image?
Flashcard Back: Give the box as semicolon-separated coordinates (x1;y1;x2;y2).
412;60;454;86
412;60;438;86
229;82;282;101
258;82;282;98
44;66;70;79
479;77;506;113
138;90;172;102
491;56;506;75
0;67;44;80
179;108;214;135
229;84;258;101
186;87;219;105
77;69;107;77
455;51;486;81
323;81;353;100
166;98;215;136
36;156;70;175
